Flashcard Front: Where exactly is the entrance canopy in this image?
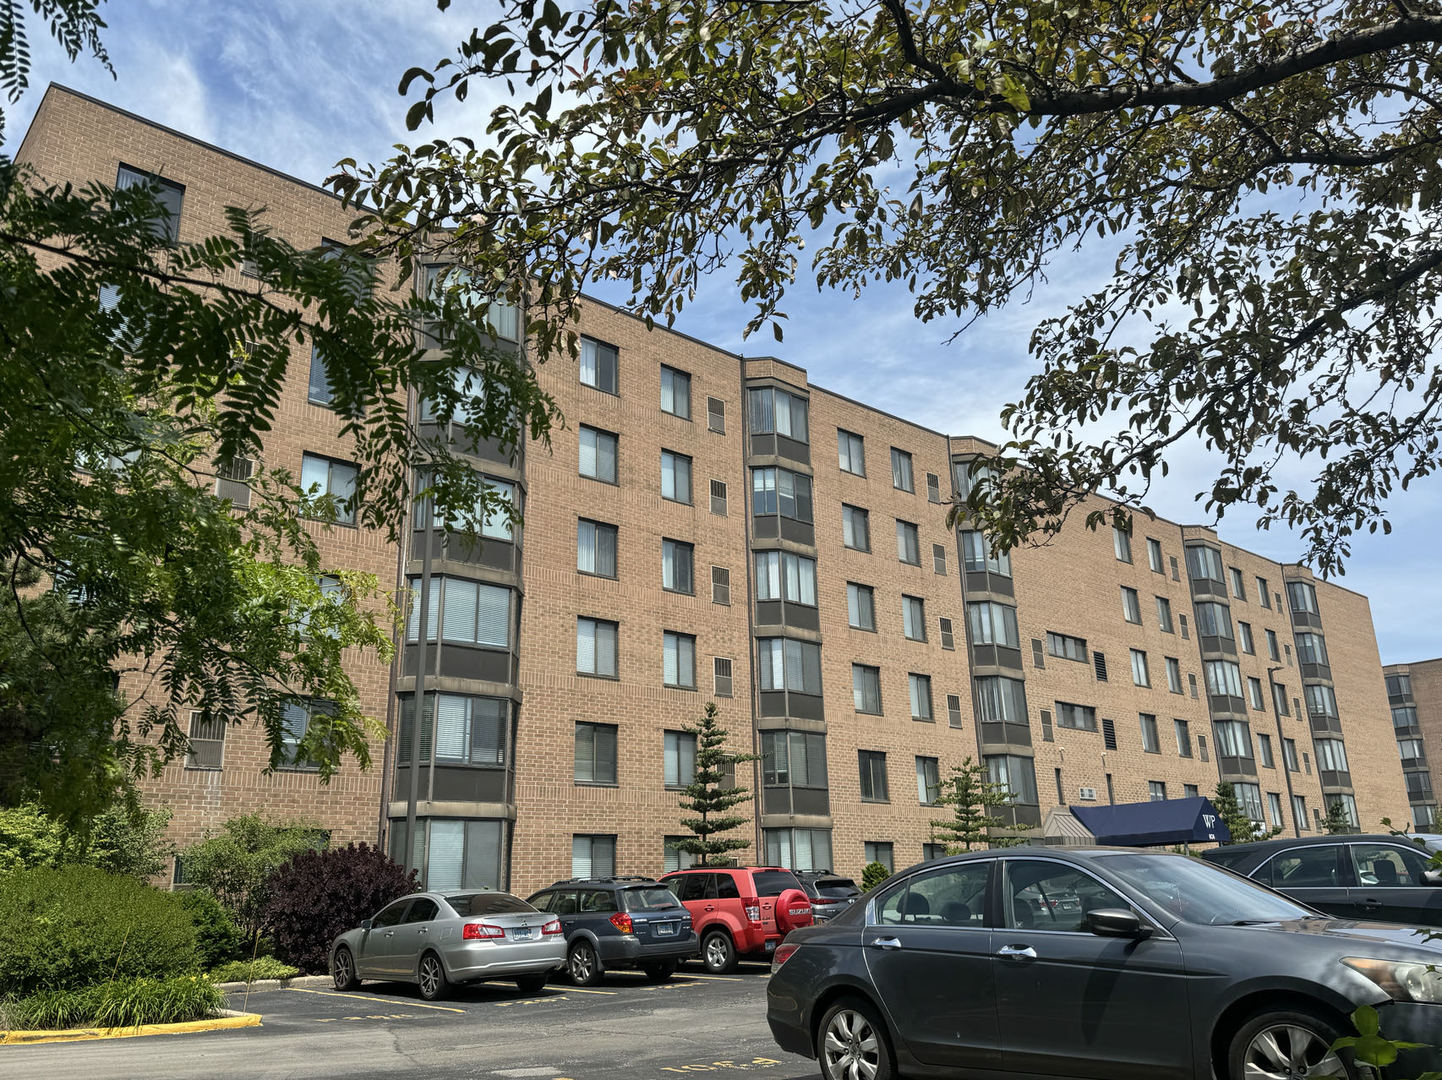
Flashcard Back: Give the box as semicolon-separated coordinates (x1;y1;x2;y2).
1069;797;1231;848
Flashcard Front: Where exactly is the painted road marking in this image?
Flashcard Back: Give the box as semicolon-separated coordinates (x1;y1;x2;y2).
676;974;742;982
659;1058;781;1073
558;986;618;995
284;987;466;1014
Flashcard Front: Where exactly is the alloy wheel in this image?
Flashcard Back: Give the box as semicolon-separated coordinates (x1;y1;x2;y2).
569;945;595;984
418;955;442;999
332;948;353;989
705;936;729;969
1243;1023;1349;1080
823;1008;881;1080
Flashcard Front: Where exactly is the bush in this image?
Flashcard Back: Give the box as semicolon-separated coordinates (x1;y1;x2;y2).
262;843;417;973
177;889;248;970
861;862;891;890
181;815;327;941
10;976;222;1030
209;957;300;984
0;800;172;879
0;866;199;995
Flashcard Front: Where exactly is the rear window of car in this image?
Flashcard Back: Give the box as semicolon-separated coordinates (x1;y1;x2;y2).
752;870;803;897
622;887;681;912
1202;849;1254;870
814;878;859;898
446;893;536;916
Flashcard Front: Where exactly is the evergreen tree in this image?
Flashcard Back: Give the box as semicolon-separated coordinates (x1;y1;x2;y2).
674;703;757;866
931;757;1025;852
1321;798;1357;836
1213;782;1283;845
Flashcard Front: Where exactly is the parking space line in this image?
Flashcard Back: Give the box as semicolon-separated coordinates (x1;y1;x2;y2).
284;987;466;1014
560;987;618;995
677;974;743;982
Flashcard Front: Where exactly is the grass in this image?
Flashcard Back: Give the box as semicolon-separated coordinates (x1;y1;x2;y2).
8;976;223;1030
209;957;300;984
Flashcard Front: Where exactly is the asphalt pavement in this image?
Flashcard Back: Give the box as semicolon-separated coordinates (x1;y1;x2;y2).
1;964;817;1080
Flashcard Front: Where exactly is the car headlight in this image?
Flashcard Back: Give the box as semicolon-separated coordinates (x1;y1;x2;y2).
1342;957;1442;1004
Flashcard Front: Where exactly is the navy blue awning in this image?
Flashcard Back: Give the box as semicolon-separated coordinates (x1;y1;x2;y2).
1070;797;1231;847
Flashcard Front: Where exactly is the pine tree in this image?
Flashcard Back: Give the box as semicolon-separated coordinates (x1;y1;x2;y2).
930;757;1025;852
675;703;758;866
1214;782;1283;845
1321;798;1356;836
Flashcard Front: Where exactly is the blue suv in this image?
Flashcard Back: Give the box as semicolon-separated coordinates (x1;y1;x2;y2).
525;876;698;985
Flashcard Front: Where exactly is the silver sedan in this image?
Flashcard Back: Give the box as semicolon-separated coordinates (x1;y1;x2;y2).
330;890;566;1000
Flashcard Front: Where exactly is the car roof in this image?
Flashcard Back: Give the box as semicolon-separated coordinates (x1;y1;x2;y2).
661;865;790;874
539;876;659;888
1202;834;1424;859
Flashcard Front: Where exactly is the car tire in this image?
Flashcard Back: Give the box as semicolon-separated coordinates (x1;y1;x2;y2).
331;946;359;991
816;996;895;1080
1226;1007;1356;1080
700;929;737;974
417;951;449;1002
642;960;677;983
567;940;603;986
515;972;549;994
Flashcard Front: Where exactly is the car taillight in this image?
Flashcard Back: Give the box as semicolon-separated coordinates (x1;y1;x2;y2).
541;918;562;936
609;912;635;934
744;901;761;924
772;943;799;972
462;922;504;941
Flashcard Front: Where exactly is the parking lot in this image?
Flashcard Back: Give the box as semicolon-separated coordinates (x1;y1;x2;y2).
3;964;817;1080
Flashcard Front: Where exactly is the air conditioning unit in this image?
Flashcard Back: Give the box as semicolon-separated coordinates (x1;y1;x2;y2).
1078;787;1099;801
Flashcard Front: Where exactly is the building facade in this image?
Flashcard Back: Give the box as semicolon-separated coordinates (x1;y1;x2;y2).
1383;659;1442;829
14;86;1415;894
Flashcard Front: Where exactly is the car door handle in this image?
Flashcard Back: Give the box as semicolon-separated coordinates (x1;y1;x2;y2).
704;905;715;912
869;937;902;951
1357;899;1383;911
418;926;429;933
998;944;1037;960
383;930;395;938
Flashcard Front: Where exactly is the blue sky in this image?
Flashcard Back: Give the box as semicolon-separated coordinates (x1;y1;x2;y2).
5;1;1439;665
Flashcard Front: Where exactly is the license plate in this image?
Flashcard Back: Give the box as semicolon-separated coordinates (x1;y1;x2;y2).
765;939;776;952
511;927;533;940
655;922;675;936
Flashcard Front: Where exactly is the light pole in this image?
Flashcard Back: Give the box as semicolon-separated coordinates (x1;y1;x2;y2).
1267;665;1301;837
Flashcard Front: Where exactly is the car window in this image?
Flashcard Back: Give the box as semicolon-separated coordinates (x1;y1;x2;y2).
526;891;555;912
814;878;859;898
715;874;740;899
447;892;536;916
1003;861;1129;932
551;890;580;915
371;899;411;928
404;897;439;923
622;887;681;912
1267;846;1341;888
1351;843;1432;888
1203;848;1253;870
1097;852;1314;925
580;889;617;913
666;874;703;902
752;870;803;897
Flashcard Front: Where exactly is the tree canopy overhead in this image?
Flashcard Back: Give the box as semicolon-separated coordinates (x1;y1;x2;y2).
342;0;1442;574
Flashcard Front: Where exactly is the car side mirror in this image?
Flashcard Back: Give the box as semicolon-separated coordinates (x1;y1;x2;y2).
360;918;373;931
1424;869;1442;887
1085;908;1152;939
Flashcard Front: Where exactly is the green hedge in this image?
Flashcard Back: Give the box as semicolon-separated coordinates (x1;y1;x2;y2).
177;889;248;969
10;976;222;1030
210;957;299;984
0;865;199;995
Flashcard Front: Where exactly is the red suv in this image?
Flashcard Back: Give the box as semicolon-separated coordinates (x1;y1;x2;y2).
659;866;813;973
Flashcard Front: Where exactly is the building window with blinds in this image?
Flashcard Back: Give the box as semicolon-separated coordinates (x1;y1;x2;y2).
577;617;620;677
572;835;617;879
278;699;332;770
663;631;697;689
763;827;832;872
406;576;511;648
398;694;507;766
664;731;697;788
574;722;618;785
185;711;225;770
392;818;504;892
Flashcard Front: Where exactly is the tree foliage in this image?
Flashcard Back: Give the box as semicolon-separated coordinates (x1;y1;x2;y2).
1321;796;1358;836
179;814;327;942
674;702;757;866
861;861;891;891
1213;781;1282;844
931;756;1024;851
0;800;172;877
347;0;1442;574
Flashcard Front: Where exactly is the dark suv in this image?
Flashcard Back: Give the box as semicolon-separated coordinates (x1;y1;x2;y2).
525;876;697;985
794;871;861;922
660;866;812;973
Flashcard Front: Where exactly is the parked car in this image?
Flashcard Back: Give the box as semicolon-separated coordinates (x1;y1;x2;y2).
525;876;697;985
660;866;813;973
794;871;861;922
330;890;565;1001
1202;834;1442;927
767;847;1442;1080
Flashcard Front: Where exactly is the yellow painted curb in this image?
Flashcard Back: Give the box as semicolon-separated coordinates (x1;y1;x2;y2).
2;1011;261;1046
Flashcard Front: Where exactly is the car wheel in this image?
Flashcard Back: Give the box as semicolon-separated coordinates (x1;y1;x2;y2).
817;996;895;1080
700;929;737;974
1227;1008;1355;1080
567;940;602;986
331;946;359;991
642;960;677;983
515;972;549;994
417;951;449;1002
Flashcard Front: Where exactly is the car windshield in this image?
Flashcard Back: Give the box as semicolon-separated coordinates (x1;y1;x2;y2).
1096;853;1315;925
446;892;536;916
814;878;859;898
753;870;803;897
622;887;681;912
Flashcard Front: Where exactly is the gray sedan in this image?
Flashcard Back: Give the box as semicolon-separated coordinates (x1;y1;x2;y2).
768;847;1442;1080
330;890;566;1001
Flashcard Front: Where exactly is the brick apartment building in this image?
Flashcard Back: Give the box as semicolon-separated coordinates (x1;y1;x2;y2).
13;85;1415;894
1382;659;1442;829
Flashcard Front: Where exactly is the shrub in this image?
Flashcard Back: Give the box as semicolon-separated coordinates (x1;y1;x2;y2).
861;861;891;891
262;843;417;973
181;815;327;941
0;865;199;995
11;976;222;1030
0;800;172;879
210;957;300;984
177;889;248;970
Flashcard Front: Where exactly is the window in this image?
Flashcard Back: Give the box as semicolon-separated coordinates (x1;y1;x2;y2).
837;429;866;475
1257;733;1275;768
572;835;617;878
660;365;691;419
891;448;915;492
664;731;697;788
1130;649;1151;688
1248;676;1265;710
1237;621;1255;655
421;263;518;342
577;617;619;677
279;699;331;770
116;164;184;243
1047;631;1088;662
1194;601;1234;640
961;531;1011;575
300;453;358;525
914;758;943;806
307;347;335;407
1283;738;1300;771
716;563;734;605
420;475;516;542
1204;659;1244;698
1400;738;1427;766
749;386;809;442
1229;567;1247;600
1326;793;1360;829
574;722;619;784
968;602;1020;648
853;664;883;714
707;397;726;433
1265;628;1280;661
399;694;507;766
662;539;695;595
1140;713;1160;753
1113;525;1132;563
1292;795;1308;829
1235;782;1266;824
663;632;697;689
761;730;828;787
1166;657;1183;694
1156;596;1173;632
909;674;933;721
1055;701;1098;732
864;842;894;873
661;450;692;504
1296;632;1329;666
896;520;920;565
709;479;728;516
1197;733;1208;760
1188;673;1198;697
1258;577;1271;607
932;543;947;575
939;617;956;650
1120;587;1142;624
764;828;833;872
752;466;813;521
847;583;876;631
1305;683;1339;720
757;638;823;695
714;656;734;697
664;837;697;873
576;520;618;577
1214;720;1253;759
974;675;1027;726
1271;680;1290;716
1179;614;1189;639
985;755;1039;805
1388;673;1414;700
842;504;871;550
1185;544;1225;585
214;455;254;508
947;694;964;728
579;336;619;394
755;550;818;606
902;595;927;641
859;751;890;801
1394;706;1420;730
1149;781;1167;802
579;426;618;483
1184;783;1199;798
1174;719;1192;758
926;473;941;503
1287;580;1319;616
406;577;511;648
1316;738;1350;773
1147;538;1164;573
186;711;225;770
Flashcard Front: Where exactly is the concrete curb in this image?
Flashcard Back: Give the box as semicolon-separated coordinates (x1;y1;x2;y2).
215;974;331;995
1;1009;261;1046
